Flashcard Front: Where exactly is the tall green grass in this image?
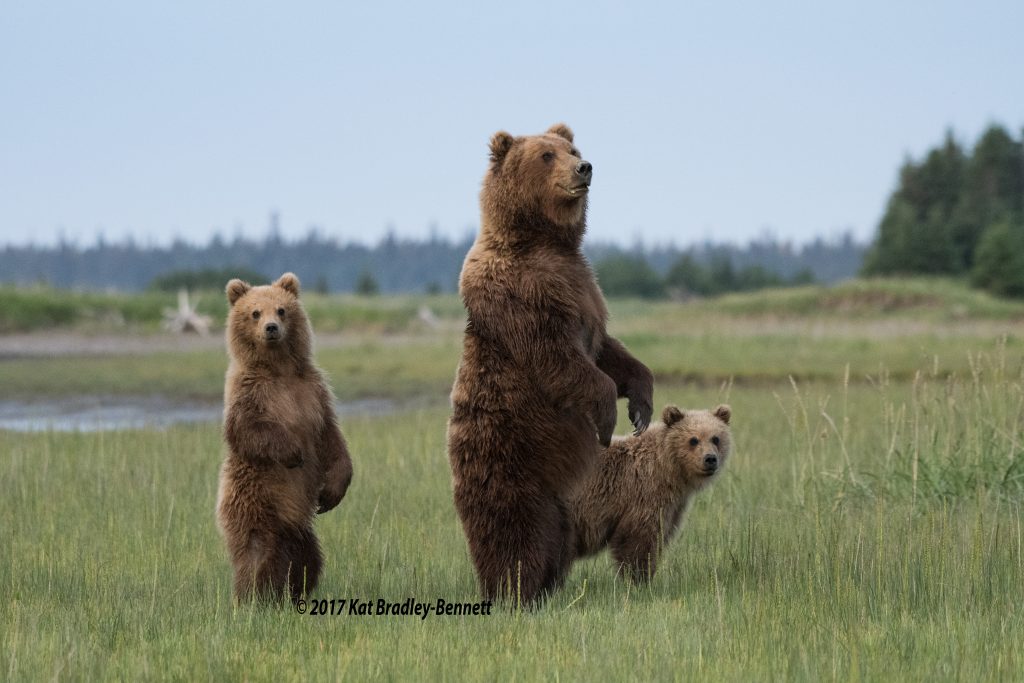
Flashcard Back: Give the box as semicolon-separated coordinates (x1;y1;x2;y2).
2;354;1022;680
771;342;1024;505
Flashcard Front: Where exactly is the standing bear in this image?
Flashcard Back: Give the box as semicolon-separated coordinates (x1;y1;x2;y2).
216;273;353;602
569;404;732;582
447;124;654;604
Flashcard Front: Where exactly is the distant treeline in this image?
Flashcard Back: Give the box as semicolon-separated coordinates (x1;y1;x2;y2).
863;123;1024;297
0;230;472;294
0;227;865;294
594;252;817;300
576;232;863;300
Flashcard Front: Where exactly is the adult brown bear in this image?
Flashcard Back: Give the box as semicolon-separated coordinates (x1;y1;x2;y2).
447;123;654;605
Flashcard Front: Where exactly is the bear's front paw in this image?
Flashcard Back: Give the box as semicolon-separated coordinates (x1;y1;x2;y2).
317;486;342;514
628;394;653;436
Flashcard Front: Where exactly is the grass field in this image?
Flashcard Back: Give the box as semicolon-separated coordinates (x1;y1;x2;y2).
2;278;1024;680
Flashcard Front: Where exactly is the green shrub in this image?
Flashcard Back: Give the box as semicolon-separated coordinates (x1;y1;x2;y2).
594;254;665;299
149;266;268;292
971;219;1024;298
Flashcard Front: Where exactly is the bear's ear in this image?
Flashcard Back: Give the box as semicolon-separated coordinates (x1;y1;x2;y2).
226;279;251;306
275;272;301;297
714;404;732;425
489;131;514;164
662;405;684;427
546;123;574;142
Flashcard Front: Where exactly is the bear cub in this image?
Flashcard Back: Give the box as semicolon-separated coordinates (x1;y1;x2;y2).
569;404;731;582
216;272;353;603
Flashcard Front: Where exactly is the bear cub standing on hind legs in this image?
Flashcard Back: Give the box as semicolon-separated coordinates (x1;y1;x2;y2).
569;404;732;582
216;273;353;603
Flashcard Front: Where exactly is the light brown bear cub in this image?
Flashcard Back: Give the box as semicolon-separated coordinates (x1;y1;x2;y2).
569;404;731;582
216;273;353;603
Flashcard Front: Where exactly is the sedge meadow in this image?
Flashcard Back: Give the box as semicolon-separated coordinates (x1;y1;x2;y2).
2;279;1023;681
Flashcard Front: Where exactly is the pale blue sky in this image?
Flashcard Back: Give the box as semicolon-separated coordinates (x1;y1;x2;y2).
1;1;1021;248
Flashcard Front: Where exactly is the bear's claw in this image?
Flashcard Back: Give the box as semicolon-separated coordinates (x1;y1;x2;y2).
628;399;652;436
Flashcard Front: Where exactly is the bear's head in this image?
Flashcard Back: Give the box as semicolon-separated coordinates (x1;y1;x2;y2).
481;123;593;246
659;404;732;488
225;272;312;365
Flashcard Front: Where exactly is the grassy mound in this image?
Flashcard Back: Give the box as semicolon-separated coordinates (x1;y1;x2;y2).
701;277;1024;319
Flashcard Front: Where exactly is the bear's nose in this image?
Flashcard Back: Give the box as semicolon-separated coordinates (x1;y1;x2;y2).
703;454;718;469
576;160;592;181
265;322;279;334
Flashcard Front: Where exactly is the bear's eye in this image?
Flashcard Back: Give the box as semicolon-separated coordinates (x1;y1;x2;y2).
711;436;720;446
542;151;554;162
689;437;699;447
277;307;285;317
570;147;580;157
251;310;261;320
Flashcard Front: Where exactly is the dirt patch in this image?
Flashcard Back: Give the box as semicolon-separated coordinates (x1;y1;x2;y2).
0;332;225;358
820;290;941;313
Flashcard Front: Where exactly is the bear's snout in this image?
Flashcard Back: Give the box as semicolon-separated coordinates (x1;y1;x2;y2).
575;160;593;184
703;454;719;472
264;322;281;340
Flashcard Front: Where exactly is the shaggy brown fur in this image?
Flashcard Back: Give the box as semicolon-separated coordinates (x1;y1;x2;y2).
447;123;654;605
569;404;731;582
216;273;353;603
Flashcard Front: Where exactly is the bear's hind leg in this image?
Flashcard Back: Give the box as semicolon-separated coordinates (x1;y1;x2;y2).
539;496;575;596
275;525;323;602
231;531;281;602
457;491;560;606
610;528;660;583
